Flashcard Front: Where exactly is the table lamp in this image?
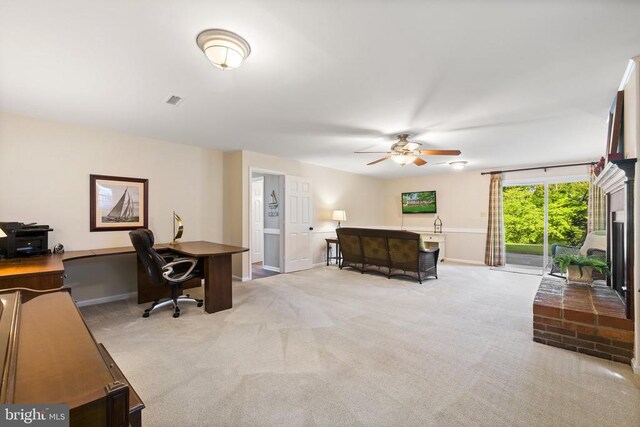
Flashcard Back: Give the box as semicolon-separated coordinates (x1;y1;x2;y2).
0;228;6;238
332;210;347;228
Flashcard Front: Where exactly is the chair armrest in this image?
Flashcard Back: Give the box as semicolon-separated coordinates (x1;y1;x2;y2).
162;258;198;282
419;247;438;254
418;247;439;272
551;244;580;257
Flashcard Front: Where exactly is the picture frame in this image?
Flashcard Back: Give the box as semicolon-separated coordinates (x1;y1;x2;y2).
606;90;624;161
90;174;148;232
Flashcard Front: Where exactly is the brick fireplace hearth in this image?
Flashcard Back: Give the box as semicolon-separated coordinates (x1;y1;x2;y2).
533;276;634;364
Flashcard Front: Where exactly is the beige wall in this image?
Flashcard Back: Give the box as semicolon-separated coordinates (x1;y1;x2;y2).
223;151;244;275
231;150;386;278
382;171;490;263
0;112;224;302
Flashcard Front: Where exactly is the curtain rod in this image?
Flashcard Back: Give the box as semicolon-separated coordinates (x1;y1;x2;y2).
480;161;596;176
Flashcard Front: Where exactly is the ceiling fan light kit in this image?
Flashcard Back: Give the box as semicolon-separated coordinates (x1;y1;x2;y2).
356;134;462;167
196;29;251;70
392;154;417;165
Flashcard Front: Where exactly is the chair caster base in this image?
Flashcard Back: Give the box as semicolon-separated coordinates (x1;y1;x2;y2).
143;295;203;318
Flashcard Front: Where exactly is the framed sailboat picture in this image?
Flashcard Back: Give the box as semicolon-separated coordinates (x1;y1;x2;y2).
90;174;148;232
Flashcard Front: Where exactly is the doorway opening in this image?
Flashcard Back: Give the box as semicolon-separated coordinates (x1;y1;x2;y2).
251;172;284;280
503;177;588;274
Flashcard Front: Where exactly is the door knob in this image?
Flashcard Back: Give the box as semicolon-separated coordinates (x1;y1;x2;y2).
309;227;314;231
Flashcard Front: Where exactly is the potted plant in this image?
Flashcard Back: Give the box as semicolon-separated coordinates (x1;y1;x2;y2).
553;253;610;284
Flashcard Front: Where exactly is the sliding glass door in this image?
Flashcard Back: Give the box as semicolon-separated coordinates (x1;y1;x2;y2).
503;178;588;274
503;184;545;273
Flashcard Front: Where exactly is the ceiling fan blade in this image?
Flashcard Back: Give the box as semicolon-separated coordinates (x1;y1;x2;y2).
367;156;391;165
419;149;461;156
413;157;427;166
354;151;392;154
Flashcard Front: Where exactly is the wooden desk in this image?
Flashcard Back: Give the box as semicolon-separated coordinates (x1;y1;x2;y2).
0;240;248;314
163;241;248;314
0;255;64;289
0;288;144;426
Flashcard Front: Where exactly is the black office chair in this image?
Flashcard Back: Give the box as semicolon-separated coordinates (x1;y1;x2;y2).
129;228;203;318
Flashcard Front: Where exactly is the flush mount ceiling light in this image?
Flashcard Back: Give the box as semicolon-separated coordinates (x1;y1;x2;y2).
449;161;468;170
196;29;251;70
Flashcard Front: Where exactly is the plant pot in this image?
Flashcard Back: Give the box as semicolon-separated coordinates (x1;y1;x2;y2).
566;265;594;284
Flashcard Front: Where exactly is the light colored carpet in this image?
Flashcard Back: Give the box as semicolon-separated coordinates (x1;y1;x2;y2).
80;264;640;426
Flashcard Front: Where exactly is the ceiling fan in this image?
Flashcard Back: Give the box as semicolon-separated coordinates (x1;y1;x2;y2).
354;134;461;166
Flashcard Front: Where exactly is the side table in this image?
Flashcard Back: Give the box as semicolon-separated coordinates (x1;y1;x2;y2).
325;238;341;266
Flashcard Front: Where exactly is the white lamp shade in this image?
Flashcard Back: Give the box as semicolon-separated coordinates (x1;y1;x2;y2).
332;210;347;221
0;228;5;238
203;44;245;69
197;29;251;70
392;154;416;165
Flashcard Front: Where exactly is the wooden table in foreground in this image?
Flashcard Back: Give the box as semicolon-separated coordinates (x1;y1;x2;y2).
0;288;144;426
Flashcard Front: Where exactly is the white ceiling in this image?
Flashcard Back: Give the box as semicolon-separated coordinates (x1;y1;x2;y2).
1;1;639;178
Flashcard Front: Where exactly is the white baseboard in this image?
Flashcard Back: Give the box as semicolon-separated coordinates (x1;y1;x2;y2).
263;265;280;272
443;258;485;265
313;262;330;267
75;292;136;307
632;358;640;375
233;274;250;282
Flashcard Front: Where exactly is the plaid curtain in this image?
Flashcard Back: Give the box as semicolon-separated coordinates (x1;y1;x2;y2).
588;164;606;232
485;173;504;266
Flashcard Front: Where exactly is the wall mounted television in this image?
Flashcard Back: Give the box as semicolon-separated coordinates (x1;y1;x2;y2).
402;191;437;214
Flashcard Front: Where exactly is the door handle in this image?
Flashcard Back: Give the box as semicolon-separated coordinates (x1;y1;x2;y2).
309;227;314;231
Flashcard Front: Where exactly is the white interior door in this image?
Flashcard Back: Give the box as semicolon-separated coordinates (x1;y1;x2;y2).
251;177;264;263
284;175;313;272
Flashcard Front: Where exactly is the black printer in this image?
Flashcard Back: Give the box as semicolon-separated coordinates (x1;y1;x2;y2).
0;222;54;259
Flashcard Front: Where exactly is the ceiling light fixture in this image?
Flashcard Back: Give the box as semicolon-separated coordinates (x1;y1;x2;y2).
392;154;417;165
196;29;251;70
449;161;468;170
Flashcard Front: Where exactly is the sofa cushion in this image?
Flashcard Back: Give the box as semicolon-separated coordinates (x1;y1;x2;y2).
339;233;362;263
388;237;419;270
361;235;388;266
579;230;606;255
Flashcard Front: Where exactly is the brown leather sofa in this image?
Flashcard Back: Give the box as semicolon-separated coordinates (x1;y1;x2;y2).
336;228;439;283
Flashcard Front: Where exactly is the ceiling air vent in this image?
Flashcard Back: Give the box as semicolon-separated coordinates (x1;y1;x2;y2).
164;95;183;106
